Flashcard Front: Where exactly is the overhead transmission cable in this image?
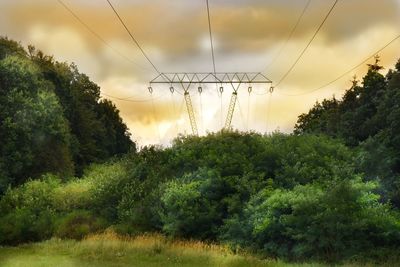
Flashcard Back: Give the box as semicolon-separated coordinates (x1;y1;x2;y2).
101;92;165;102
198;89;205;135
106;0;161;75
58;0;161;102
57;0;150;71
247;90;251;131
206;0;217;74
264;0;312;72
205;0;223;127
275;0;339;87
150;92;161;143
236;98;246;130
265;92;273;133
278;33;400;96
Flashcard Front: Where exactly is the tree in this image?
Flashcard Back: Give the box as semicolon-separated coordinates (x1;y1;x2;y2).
0;36;134;191
225;178;400;262
295;57;387;146
0;56;73;192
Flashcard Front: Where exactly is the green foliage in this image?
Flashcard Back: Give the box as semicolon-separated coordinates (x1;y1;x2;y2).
0;175;60;244
116;146;173;230
294;58;387;145
159;133;355;243
225;178;400;262
52;178;93;212
0;161;125;244
0;54;399;264
0;131;399;263
85;161;128;221
160;170;219;239
0;36;134;192
0;37;26;60
55;210;107;240
0;55;74;190
29;49;135;174
294;57;400;208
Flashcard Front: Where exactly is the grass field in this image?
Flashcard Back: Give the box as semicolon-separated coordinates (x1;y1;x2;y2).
0;231;394;267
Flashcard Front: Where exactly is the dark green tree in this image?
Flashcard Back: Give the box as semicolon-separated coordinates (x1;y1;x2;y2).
0;56;73;191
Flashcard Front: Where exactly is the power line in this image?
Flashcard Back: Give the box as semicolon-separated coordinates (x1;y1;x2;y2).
101;92;165;102
247;90;251;131
149;92;161;143
177;95;186;135
106;0;161;75
275;0;339;87
278;33;400;96
265;92;273;133
206;0;217;74
265;0;312;72
57;0;149;71
170;92;180;135
205;0;222;127
199;90;205;135
236;97;246;130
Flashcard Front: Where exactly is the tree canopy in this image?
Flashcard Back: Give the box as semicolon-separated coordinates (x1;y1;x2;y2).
295;57;400;207
0;37;134;193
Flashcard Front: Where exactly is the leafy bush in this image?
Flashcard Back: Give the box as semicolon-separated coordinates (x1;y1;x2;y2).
160;168;269;240
55;210;107;240
1;131;399;264
0;174;59;244
161;178;215;239
117;147;173;231
81;161;128;221
52;178;93;212
224;177;400;262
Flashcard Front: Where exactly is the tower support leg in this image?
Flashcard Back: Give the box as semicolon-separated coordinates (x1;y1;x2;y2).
184;91;198;136
224;91;238;130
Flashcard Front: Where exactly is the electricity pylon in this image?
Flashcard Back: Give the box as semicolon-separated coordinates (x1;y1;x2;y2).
149;72;272;135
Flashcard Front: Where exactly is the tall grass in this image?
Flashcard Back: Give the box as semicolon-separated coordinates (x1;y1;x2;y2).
0;231;396;267
0;231;314;267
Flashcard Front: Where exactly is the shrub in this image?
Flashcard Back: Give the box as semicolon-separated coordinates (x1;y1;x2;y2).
0;174;59;244
224;177;400;262
160;168;265;240
55;210;107;240
52;178;93;212
161;179;215;239
86;161;127;222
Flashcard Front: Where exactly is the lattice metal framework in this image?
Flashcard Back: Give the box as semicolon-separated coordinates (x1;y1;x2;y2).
225;91;237;130
184;91;198;136
149;72;272;135
150;72;272;85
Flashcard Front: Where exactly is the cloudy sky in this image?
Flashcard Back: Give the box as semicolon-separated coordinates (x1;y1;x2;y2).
1;0;400;146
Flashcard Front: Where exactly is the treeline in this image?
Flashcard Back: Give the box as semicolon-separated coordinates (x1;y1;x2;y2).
0;37;134;193
1;132;399;262
1;37;400;264
295;57;400;207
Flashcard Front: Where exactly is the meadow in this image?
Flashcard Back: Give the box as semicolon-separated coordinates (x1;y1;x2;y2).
1;231;394;267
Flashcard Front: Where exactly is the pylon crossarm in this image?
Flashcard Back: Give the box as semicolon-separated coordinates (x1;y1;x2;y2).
150;72;272;85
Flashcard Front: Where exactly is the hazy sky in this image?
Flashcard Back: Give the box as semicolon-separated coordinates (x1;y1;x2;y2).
1;0;400;146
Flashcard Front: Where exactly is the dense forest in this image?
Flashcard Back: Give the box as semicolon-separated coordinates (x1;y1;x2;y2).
295;56;400;208
1;37;400;264
0;37;133;194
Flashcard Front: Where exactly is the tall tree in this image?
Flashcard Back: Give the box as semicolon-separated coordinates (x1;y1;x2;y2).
0;56;73;192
